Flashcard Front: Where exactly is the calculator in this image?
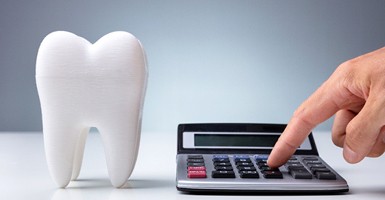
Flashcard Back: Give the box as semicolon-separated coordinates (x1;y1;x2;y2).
176;123;349;193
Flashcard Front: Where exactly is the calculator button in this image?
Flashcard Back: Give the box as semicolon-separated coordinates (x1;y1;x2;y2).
286;160;301;164
290;169;313;179
260;166;279;172
240;171;259;178
213;155;229;159
311;167;330;174
188;155;203;159
215;166;234;171
237;162;254;167
237;166;256;171
188;170;206;178
257;162;269;168
302;157;319;161
234;158;251;163
187;162;205;167
212;170;236;178
187;158;205;163
304;160;322;165
254;155;269;161
308;164;326;169
213;158;230;162
188;166;206;171
262;170;283;179
316;172;336;180
214;162;232;167
286;164;305;170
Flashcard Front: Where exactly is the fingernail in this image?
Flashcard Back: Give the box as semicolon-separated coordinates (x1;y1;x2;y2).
343;145;360;163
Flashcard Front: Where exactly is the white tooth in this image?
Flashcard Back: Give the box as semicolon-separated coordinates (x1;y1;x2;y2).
36;31;148;188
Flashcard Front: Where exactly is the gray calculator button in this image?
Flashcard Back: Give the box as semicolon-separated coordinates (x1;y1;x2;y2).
290;169;313;179
187;158;204;163
188;155;203;159
316;172;336;180
311;167;330;174
187;162;205;167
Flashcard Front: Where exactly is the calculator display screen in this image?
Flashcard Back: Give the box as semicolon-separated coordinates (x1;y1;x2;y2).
194;134;279;147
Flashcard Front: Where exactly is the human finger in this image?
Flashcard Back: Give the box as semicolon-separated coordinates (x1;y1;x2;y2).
268;81;342;168
332;109;357;148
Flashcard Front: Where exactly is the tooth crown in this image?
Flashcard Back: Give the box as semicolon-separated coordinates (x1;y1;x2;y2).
36;31;148;188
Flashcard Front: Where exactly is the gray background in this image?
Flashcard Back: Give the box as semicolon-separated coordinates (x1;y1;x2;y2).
1;0;385;133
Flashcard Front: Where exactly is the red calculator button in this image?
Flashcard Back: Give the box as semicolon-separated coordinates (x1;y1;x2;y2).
188;166;206;171
188;170;207;178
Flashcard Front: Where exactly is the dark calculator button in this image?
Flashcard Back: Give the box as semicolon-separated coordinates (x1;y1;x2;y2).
308;164;326;168
215;166;233;171
311;167;330;174
286;163;304;169
304;160;322;165
263;170;283;179
290;169;313;179
187;162;205;167
214;162;232;167
187;159;204;163
213;157;230;162
287;165;306;171
257;162;269;168
316;172;336;180
302;157;319;161
286;160;300;164
212;170;236;178
236;162;254;167
237;166;256;171
260;166;279;172
257;160;268;165
240;171;259;178
188;155;203;159
234;158;251;163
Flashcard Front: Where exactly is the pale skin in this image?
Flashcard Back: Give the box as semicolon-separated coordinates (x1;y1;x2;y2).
268;46;385;168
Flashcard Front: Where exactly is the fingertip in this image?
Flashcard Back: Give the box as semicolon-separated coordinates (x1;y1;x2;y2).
267;142;295;168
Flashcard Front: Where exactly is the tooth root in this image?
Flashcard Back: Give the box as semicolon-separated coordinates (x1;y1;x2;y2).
98;118;141;188
71;128;89;181
43;123;84;188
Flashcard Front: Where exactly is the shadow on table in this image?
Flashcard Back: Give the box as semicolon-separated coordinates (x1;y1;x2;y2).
51;178;175;200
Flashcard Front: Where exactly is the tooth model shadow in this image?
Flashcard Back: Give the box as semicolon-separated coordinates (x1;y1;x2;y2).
36;31;148;188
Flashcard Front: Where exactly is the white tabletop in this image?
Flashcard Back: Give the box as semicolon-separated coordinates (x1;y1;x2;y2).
0;131;384;200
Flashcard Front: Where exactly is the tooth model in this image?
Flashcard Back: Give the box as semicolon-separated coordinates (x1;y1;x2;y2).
36;31;148;188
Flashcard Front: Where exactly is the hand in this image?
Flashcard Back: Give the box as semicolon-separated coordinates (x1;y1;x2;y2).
268;47;385;168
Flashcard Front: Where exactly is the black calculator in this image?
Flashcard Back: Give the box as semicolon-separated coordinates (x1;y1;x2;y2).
176;123;349;193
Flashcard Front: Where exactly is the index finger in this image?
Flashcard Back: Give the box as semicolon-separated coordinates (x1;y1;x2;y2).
268;81;342;167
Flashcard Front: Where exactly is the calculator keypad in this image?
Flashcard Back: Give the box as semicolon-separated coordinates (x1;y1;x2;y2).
186;154;337;180
212;155;235;178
